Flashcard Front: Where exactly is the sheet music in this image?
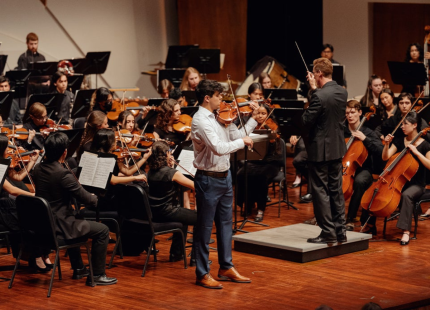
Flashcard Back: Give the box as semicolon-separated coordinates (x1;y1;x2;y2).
91;157;116;188
78;152;98;186
176;150;197;176
0;164;8;183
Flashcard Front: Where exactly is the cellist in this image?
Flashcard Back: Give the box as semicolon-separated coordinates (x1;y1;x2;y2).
343;100;383;232
362;111;430;245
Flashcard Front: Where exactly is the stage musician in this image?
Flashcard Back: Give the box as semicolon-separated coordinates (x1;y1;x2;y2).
17;33;45;70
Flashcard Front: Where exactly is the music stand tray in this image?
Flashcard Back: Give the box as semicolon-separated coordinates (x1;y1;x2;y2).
272;108;304;139
23;93;65;123
264;89;297;100
0;91;14;122
67;58;90;74
388;61;427;86
182;49;220;74
157;69;186;88
71;89;96;119
0;55;7;75
165;45;199;69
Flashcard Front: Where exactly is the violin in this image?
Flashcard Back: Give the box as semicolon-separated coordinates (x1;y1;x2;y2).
173;114;192;134
107;100;158;121
342;106;376;201
1;127;49;140
113;147;149;162
8;149;42;169
40;119;72;132
361;127;430;218
215;99;262;127
115;129;170;147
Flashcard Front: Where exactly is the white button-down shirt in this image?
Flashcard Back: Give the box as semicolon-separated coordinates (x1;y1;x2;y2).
191;107;257;172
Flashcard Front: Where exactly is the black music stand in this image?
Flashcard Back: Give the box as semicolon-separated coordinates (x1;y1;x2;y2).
182;91;198;106
71;89;96;119
0;55;7;75
6;70;32;109
310;64;345;87
23;93;64;123
67;58;90;74
165;45;199;68
388;61;427;87
264;88;297;100
271;100;305;109
182;49;220;75
361;107;383;131
180;106;199;117
157;69;186;88
28;61;58;75
0;91;14;122
147;98;164;107
67;74;84;93
81;52;111;88
63;128;85;158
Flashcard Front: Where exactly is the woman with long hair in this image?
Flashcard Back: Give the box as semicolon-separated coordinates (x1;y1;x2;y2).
179;67;200;91
359;75;383;108
76;110;109;160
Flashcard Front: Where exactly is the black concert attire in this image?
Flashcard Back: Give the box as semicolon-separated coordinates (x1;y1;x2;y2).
379;109;430;142
301;80;348;240
237;136;283;213
17;50;46;70
20;120;46;151
54;89;73;124
92;102;116;127
4;99;22;126
33;161;109;276
153;127;185;146
344;124;383;224
147;166;197;257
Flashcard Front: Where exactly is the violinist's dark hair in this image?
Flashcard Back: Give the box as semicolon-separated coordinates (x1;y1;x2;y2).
399;92;413;102
405;43;424;63
195;79;224;106
0;76;10;85
90;87;112;112
45;132;70;162
118;111;135;130
0;135;9;158
156;99;179;132
321;44;334;53
90;129;115;154
404;110;421;127
169;88;183;100
157;79;174;96
147;141;170;171
49;71;67;92
76;110;107;159
360;74;382;108
377;88;395;120
248;82;263;95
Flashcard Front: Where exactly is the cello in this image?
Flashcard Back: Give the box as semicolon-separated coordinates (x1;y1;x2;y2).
360;127;430;218
342;106;376;201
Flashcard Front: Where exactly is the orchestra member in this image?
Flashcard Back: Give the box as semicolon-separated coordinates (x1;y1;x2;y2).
236;103;283;222
117;111;140;147
191;79;255;289
258;72;272;89
158;79;174;99
50;71;73;124
180;67;200;91
363;112;430;244
33;132;117;285
17;32;46;70
248;83;264;101
343;100;383;231
302;58;348;244
405;43;424;63
89;87;113;114
21;102;50;151
359;75;383;108
0;76;22;125
320;44;347;88
76;111;109;160
169;88;187;107
147;141;197;264
374;88;397;139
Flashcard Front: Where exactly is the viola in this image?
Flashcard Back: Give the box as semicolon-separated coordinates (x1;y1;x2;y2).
107;100;158;121
361;127;430;218
215;99;261;127
342;106;376;201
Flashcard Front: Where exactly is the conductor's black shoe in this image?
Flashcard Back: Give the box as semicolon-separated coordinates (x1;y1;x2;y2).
307;236;337;244
86;274;117;286
72;267;89;280
300;194;312;203
337;233;347;243
189;259;212;267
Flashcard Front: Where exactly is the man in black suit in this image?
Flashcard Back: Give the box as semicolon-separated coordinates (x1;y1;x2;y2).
301;57;348;244
33;132;117;286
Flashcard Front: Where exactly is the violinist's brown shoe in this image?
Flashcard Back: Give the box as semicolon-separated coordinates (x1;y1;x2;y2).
218;267;251;283
196;273;223;289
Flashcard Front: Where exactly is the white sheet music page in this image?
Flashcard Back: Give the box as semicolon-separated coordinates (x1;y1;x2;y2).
91;157;116;189
176;150;197;176
0;163;8;183
78;152;98;186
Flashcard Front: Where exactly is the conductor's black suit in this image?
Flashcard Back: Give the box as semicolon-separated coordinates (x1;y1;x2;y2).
302;80;348;239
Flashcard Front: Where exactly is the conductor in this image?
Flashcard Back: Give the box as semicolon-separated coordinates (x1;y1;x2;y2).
301;58;348;244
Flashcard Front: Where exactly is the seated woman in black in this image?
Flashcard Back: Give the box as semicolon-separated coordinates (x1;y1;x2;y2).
374;88;397;140
361;111;430;244
147;141;197;263
76;111;109;161
49;71;73;124
236;103;283;222
21;102;50;151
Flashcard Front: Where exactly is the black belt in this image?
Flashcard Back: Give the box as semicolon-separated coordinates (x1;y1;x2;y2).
197;170;229;178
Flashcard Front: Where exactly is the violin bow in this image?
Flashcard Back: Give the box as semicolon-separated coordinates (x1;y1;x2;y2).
260;107;276;129
116;126;142;175
173;159;195;178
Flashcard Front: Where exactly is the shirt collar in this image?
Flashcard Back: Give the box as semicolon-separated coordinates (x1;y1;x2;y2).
198;106;215;118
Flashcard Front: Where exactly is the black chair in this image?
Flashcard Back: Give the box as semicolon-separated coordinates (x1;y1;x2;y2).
267;138;297;216
9;195;94;297
118;184;187;277
73;117;86;129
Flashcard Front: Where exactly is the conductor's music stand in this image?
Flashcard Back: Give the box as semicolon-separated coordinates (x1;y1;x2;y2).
165;45;199;68
157;69;186;88
81;52;111;89
23;93;64;123
71;89;96;119
0;55;7;75
0;91;14;122
182;49;220;75
388;61;427;88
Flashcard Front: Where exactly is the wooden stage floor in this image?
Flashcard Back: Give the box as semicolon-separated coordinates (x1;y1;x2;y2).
2;158;430;310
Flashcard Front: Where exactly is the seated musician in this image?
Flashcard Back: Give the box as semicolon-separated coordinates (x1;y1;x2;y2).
236;103;282;222
248;82;263;100
0;76;22;126
374;88;397;139
359;75;383;108
361;111;430;244
89;87;113;113
147;141;198;264
49;71;73;124
169;88;187;107
21;102;50;151
258;72;272;89
158;79;174;99
33;132;117;285
320;43;347;88
343;100;383;231
179;67;200;91
116;111;142;147
17;32;46;70
76;111;109;161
